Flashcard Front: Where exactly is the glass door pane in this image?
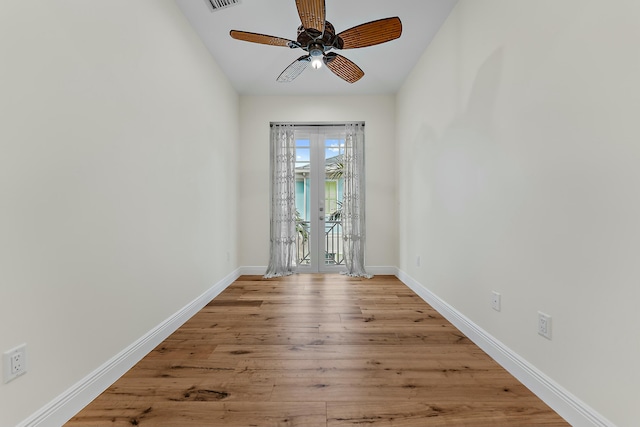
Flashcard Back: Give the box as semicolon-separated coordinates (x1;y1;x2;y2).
295;137;311;268
323;137;345;268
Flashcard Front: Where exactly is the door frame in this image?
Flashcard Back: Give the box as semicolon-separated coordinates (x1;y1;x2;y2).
295;125;346;274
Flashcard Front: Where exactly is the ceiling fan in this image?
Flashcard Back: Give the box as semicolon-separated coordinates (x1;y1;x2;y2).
229;0;402;83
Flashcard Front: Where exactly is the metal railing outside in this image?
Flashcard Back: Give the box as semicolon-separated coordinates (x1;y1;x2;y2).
296;220;344;266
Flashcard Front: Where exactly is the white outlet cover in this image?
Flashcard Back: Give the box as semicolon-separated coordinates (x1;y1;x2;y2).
491;291;501;312
3;344;27;383
538;312;552;340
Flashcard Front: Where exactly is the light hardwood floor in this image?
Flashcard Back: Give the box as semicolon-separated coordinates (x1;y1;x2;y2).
66;274;569;426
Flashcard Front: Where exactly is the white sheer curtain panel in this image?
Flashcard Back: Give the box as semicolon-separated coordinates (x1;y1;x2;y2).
264;124;298;278
341;123;372;278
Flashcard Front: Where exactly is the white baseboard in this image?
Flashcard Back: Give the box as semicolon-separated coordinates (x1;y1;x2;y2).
19;268;241;427
365;266;398;276
239;266;268;275
239;266;398;276
396;269;616;427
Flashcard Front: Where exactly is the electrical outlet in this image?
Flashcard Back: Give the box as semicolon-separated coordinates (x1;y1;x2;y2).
416;256;421;267
538;312;552;340
3;344;27;383
491;291;501;312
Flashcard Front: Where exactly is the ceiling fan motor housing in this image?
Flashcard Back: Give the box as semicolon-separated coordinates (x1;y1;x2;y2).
296;21;343;52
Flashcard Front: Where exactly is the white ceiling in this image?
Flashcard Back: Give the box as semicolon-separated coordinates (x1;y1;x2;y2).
175;0;458;96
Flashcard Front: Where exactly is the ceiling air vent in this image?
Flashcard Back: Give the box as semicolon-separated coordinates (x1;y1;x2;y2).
204;0;241;12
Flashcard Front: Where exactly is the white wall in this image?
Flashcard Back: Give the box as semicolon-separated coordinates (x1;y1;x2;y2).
0;1;239;426
397;1;640;426
239;95;396;270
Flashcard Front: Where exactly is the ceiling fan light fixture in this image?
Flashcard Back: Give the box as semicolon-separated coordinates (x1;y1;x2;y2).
310;47;323;69
311;57;323;69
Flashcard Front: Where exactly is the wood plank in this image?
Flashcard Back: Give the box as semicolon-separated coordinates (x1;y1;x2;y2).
328;402;565;427
67;402;327;427
238;356;505;379
271;376;537;402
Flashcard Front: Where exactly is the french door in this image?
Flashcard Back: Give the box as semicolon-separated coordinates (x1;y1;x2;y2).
294;126;346;273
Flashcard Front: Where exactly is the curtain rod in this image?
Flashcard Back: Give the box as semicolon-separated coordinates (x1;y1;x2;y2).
270;122;364;127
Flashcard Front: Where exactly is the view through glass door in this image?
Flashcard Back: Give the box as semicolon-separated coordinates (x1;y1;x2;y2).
294;126;345;273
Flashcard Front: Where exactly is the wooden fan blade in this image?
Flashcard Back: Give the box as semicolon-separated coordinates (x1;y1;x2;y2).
336;17;402;49
324;53;364;84
277;55;311;82
295;0;325;34
230;30;296;47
